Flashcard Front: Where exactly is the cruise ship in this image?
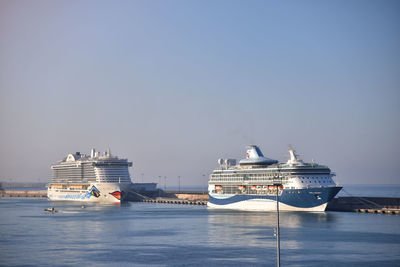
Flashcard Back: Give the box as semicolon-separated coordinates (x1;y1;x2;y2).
207;146;342;211
47;148;132;203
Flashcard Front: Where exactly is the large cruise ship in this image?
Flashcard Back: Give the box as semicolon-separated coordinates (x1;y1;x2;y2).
47;148;132;203
207;146;342;211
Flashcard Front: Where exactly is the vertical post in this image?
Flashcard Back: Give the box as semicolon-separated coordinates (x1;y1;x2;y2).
164;176;167;191
274;183;281;267
178;176;181;193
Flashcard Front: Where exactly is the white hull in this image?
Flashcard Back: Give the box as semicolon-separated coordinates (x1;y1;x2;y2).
207;198;328;212
47;182;131;203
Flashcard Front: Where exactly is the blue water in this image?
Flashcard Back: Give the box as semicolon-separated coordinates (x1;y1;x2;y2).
0;198;399;266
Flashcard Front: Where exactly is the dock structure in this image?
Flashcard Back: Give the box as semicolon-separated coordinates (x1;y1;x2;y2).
127;190;209;206
357;208;400;215
141;198;207;205
326;196;400;215
0;190;47;198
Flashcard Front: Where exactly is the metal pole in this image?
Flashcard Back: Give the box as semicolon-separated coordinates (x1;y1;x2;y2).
178;176;180;193
274;183;281;267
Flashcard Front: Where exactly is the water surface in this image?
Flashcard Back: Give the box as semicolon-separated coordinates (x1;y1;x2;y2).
0;198;399;266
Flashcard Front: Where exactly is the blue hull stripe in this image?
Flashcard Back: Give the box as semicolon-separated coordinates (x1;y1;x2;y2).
209;187;342;208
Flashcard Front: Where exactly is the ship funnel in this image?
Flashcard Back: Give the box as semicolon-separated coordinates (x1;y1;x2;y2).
239;145;278;166
246;145;264;159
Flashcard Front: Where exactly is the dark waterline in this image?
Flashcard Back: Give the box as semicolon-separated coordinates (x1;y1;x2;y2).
0;198;399;266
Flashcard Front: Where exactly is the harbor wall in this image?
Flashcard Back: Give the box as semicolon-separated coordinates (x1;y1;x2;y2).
0;190;47;198
326;197;400;211
174;193;209;201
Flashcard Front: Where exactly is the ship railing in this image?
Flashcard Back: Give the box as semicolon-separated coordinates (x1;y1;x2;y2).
212;189;283;195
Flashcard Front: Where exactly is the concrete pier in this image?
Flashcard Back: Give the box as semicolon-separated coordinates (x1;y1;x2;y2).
141;197;207;205
0;190;47;198
326;196;400;215
358;208;400;215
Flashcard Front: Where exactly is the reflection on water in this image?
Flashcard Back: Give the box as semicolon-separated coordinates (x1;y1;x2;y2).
207;210;338;249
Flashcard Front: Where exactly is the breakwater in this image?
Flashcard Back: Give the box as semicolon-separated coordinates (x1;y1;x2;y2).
142;197;207;205
0;190;47;198
145;191;208;205
326;196;400;214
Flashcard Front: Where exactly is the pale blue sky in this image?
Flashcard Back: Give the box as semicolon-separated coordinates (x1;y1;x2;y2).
0;0;399;186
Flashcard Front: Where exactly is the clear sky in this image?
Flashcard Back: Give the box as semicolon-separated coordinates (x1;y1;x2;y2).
0;0;399;186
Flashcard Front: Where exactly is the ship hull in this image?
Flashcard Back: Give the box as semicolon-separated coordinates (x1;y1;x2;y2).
207;186;342;212
47;182;131;203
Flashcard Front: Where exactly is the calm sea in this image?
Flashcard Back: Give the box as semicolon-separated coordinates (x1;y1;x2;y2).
0;198;399;266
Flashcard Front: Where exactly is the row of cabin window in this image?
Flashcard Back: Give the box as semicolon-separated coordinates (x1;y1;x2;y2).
300;180;333;184
211;177;288;181
213;173;284;178
299;176;331;179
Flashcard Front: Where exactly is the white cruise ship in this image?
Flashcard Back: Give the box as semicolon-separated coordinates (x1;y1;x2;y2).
47;148;132;203
207;145;342;211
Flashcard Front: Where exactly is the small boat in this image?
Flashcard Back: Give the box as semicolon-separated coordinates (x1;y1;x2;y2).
44;207;57;213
